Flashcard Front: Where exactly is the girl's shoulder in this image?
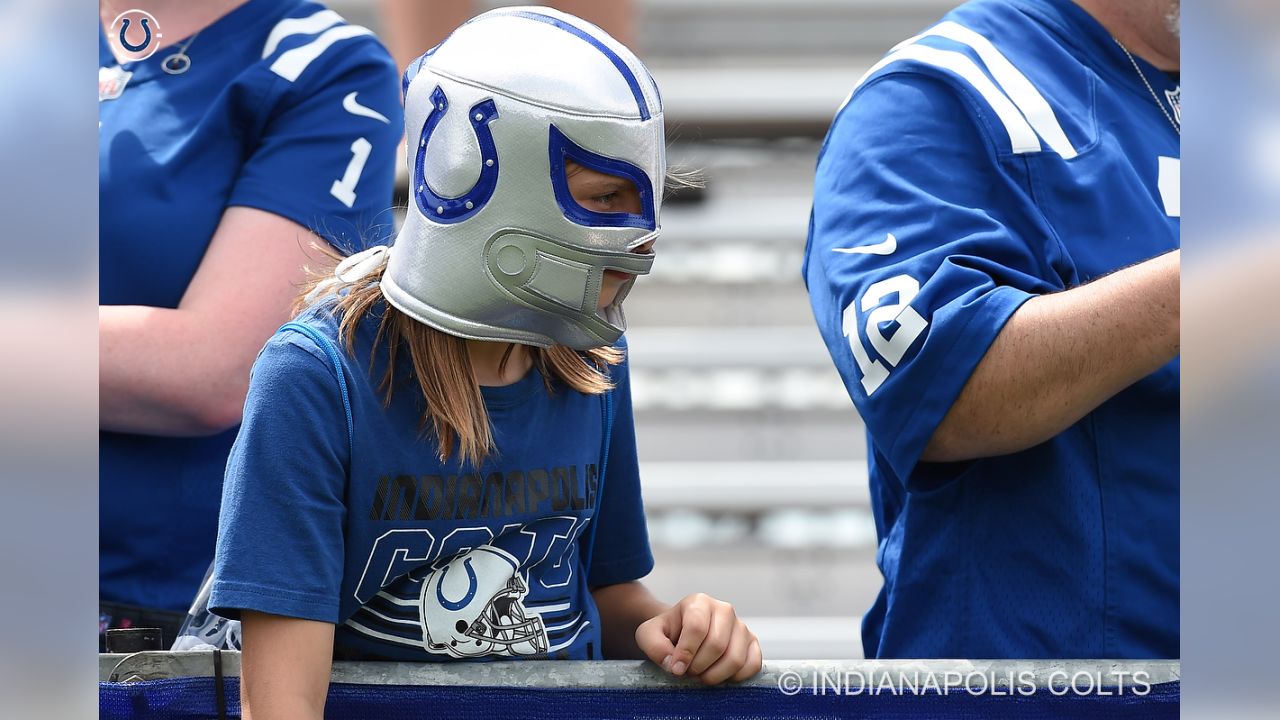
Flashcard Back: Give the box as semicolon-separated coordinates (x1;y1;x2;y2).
260;301;376;376
270;303;344;356
248;309;340;386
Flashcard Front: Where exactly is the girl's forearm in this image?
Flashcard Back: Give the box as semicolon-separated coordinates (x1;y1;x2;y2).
239;612;334;720
590;581;669;659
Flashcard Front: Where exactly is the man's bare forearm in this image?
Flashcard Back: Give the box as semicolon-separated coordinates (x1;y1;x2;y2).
99;207;317;437
100;305;252;435
921;249;1179;462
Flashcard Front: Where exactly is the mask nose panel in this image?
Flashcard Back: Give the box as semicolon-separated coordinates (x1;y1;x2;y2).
527;253;590;311
484;230;654;341
487;232;600;313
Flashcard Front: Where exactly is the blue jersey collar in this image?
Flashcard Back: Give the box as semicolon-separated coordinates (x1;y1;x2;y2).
1008;0;1179;97
99;0;283;79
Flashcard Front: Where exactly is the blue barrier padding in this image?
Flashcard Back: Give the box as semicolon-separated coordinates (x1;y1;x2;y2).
101;678;1179;719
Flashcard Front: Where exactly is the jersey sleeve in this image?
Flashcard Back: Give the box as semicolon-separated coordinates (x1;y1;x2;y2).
586;343;655;587
229;34;403;252
803;72;1066;487
209;330;350;623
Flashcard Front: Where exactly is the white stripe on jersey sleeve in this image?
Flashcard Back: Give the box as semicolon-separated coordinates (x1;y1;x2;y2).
261;9;344;59
854;44;1042;155
269;24;375;83
923;22;1077;159
833;31;925;113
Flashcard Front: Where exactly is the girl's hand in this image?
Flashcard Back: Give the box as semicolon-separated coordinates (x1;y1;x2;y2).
634;592;762;685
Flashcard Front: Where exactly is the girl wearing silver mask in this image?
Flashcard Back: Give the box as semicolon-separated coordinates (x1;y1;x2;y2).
206;7;762;715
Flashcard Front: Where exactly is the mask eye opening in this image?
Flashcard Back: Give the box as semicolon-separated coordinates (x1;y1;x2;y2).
548;125;656;231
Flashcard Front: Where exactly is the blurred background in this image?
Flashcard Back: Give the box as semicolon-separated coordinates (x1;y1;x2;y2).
333;0;965;660
7;0;1280;717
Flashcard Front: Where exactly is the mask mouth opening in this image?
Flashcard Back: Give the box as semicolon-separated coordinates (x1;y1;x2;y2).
597;272;634;330
483;230;655;345
595;238;656;330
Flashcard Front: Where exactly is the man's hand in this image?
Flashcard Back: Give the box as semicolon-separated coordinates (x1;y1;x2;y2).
635;592;762;685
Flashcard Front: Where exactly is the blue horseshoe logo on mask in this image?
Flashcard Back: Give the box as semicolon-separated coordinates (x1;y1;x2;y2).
414;86;499;224
435;557;479;611
118;18;153;53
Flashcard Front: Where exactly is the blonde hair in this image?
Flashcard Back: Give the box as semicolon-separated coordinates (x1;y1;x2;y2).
296;245;622;467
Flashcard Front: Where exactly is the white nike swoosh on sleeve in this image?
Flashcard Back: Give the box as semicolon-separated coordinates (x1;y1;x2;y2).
832;233;897;255
342;91;390;123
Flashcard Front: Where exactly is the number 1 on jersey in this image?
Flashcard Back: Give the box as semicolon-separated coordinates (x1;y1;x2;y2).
331;137;372;208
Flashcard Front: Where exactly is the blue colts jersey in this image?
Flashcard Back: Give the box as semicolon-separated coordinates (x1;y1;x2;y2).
804;0;1178;658
99;0;403;612
210;307;653;662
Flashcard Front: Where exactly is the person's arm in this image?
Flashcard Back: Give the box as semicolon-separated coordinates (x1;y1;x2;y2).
806;69;1182;483
239;612;334;720
591;580;668;659
100;25;401;437
99;206;318;436
922;249;1179;462
586;351;761;684
378;1;636;73
379;0;472;73
208;335;349;716
594;582;762;685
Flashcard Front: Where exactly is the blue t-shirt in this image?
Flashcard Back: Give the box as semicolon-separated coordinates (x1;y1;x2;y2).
99;0;403;611
804;0;1178;659
209;304;654;661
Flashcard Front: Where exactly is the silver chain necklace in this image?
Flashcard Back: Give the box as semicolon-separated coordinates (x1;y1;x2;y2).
1114;38;1179;135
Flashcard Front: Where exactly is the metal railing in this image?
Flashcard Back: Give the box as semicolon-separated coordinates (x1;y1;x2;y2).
102;652;1179;689
101;653;1180;720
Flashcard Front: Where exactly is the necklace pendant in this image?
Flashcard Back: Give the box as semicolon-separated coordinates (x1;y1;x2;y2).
162;53;192;75
1165;86;1181;126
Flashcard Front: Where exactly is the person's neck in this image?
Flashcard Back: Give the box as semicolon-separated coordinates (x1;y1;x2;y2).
466;340;533;387
100;0;248;60
1073;0;1179;72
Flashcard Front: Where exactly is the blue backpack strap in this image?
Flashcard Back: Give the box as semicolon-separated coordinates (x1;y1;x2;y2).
581;388;614;582
278;321;354;456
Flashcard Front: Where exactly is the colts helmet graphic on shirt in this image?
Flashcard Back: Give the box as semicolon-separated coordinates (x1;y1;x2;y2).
381;6;666;350
419;545;549;658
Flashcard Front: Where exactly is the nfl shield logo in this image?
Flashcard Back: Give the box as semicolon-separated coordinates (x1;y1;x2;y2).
99;66;132;102
1165;86;1181;125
